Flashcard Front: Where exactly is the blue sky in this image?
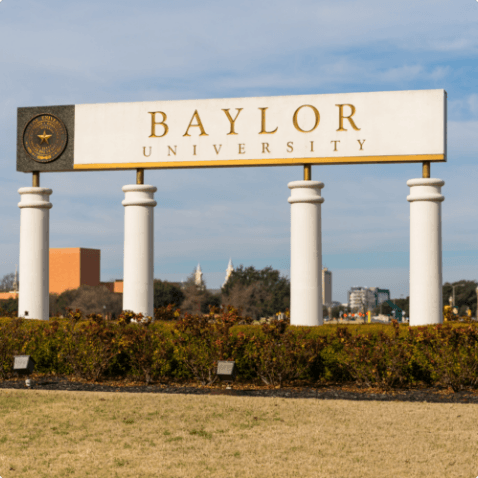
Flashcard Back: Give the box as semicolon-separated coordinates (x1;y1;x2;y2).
0;0;477;302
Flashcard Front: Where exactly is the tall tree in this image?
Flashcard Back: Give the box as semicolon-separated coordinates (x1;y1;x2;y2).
443;280;478;316
153;280;185;308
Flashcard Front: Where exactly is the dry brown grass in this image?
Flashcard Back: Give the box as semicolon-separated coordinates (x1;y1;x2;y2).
0;389;477;478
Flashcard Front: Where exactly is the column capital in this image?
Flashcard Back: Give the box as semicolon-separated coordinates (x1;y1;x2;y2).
122;184;157;208
122;184;158;193
288;180;324;204
407;178;444;203
18;187;52;209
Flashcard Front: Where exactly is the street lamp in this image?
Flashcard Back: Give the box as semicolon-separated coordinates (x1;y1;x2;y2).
449;296;453;307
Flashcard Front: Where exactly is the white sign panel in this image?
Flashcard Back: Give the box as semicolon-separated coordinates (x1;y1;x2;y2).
73;89;446;170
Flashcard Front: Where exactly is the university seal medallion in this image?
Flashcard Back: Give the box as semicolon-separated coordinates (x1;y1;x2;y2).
23;114;68;163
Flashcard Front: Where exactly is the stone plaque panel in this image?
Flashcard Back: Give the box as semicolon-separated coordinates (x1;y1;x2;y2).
17;105;75;172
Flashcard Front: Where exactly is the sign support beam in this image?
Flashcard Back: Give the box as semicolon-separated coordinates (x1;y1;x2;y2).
304;165;311;181
422;161;430;179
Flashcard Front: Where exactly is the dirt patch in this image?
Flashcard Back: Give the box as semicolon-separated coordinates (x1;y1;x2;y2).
2;377;478;404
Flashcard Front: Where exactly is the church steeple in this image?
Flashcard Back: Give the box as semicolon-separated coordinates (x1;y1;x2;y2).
194;263;204;288
223;258;234;287
12;264;18;292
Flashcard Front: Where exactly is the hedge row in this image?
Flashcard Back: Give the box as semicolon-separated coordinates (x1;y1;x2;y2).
1;308;478;391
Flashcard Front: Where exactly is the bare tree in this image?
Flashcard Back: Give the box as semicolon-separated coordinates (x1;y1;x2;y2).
222;281;272;319
181;272;220;315
50;285;122;318
0;273;15;292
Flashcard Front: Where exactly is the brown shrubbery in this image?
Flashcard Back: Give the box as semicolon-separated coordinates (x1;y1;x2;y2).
1;310;478;391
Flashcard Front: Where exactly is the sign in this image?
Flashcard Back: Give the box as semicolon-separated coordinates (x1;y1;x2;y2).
216;361;236;381
17;89;446;172
13;355;35;375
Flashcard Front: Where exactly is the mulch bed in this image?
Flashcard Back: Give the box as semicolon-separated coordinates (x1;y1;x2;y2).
2;376;478;404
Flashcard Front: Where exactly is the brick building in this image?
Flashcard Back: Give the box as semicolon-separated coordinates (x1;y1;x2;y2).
49;248;122;294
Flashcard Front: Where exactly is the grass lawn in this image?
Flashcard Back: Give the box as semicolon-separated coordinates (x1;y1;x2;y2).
0;389;477;477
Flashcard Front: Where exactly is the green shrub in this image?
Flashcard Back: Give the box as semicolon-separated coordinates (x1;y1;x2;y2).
416;324;478;392
172;308;241;385
243;320;320;387
341;321;416;390
1;314;478;391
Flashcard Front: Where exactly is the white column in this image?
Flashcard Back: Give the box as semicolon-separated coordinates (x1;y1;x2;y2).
407;178;445;326
18;187;52;321
122;184;157;317
288;180;324;326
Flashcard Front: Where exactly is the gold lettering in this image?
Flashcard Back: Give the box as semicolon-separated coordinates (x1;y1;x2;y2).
292;105;320;133
183;110;208;136
149;111;169;138
287;142;293;152
193;145;197;155
213;144;222;154
262;143;270;153
168;146;177;156
222;108;243;135
310;141;314;152
331;140;340;151
259;107;278;134
238;144;245;154
143;146;152;157
336;104;360;131
358;139;366;150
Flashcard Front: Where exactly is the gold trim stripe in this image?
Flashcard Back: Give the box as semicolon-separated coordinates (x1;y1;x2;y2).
73;154;446;171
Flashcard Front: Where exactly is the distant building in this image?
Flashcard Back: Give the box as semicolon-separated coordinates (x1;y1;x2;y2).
348;286;390;311
50;248;100;294
322;267;332;306
49;248;122;295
